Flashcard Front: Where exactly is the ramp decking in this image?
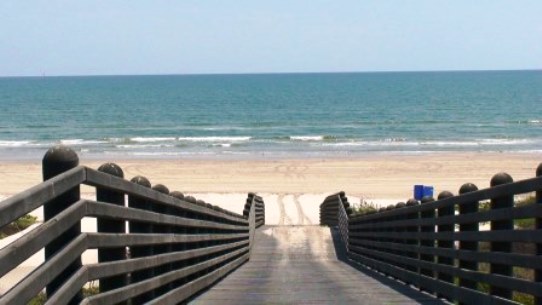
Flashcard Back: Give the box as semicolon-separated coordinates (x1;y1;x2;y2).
190;225;446;305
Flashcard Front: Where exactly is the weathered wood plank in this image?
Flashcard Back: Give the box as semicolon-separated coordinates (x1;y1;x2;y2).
0;199;87;279
86;200;248;231
85;168;247;224
0;166;85;228
190;226;447;305
86;232;248;248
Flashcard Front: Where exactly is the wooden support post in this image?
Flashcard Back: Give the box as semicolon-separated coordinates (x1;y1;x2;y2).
96;163;127;300
436;191;454;299
420;196;435;290
395;202;407;271
170;191;187;288
151;184;170;296
128;176;154;304
405;199;420;278
42;146;83;304
489;173;514;300
458;183;479;305
536;164;542;305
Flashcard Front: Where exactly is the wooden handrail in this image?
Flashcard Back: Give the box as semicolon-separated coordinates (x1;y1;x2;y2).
320;163;542;305
0;146;266;305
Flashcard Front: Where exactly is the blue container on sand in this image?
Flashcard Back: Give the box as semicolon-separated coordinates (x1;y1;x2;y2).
422;186;434;198
414;185;424;200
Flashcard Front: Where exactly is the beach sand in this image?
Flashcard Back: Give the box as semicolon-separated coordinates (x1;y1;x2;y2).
0;152;540;199
0;152;541;292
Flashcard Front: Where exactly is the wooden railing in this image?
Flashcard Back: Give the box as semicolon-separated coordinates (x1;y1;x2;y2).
243;193;265;228
320;164;542;305
0;146;265;305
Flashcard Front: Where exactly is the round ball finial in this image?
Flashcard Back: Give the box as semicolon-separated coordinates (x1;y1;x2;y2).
395;202;406;208
537;163;542;177
386;205;395;210
98;163;124;178
406;199;419;206
438;191;454;200
130;176;151;188
42;145;79;178
421;196;434;204
152;184;169;194
459;183;478;194
170;191;184;199
490;172;513;187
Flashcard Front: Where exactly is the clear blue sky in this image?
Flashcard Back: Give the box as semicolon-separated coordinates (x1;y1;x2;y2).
1;0;541;76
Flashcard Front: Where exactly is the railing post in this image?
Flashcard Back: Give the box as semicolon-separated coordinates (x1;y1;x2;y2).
536;163;542;305
170;191;187;288
458;183;479;305
128;176;154;304
151;184;171;296
419;196;435;291
394;202;407;271
405;199;419;279
42;145;83;304
436;191;454;299
489;173;514;299
96;163;127;300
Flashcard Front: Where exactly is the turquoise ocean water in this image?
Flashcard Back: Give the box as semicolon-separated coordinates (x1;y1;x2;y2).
0;71;541;160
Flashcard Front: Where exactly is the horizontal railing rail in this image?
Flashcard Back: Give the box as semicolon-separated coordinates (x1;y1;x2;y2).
0;146;265;305
321;163;542;305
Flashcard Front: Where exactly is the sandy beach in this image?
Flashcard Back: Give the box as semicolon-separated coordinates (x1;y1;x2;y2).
0;152;541;293
0;152;540;200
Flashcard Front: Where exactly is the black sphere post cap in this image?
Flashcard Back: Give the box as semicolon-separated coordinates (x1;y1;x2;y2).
42;145;79;178
490;172;513;187
130;176;151;188
421;196;435;203
170;191;184;199
98;163;124;178
537;163;542;176
406;199;419;206
459;183;478;194
386;205;395;210
438;191;454;200
152;184;169;194
395;202;406;208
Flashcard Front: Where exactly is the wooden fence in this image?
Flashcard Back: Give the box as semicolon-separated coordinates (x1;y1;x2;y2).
0;146;265;305
320;164;542;305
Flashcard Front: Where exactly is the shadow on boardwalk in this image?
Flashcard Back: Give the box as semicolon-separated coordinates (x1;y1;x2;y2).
329;227;449;305
189;226;449;305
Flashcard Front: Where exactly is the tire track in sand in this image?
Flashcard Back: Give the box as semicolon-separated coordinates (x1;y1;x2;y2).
277;194;293;225
293;194;313;225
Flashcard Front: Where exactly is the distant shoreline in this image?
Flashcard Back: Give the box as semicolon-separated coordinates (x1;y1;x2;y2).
1;68;541;79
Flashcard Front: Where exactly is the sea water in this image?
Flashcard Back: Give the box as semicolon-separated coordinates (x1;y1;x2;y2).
0;71;541;160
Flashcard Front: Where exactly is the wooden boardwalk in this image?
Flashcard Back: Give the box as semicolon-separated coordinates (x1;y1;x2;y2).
190;226;446;305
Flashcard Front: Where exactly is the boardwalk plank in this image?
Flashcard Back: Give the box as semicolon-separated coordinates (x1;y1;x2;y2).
189;226;447;305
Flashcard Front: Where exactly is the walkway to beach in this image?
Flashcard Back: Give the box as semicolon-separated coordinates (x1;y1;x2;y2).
189;226;446;305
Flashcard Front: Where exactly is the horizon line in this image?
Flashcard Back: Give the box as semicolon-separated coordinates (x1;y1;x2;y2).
1;68;541;78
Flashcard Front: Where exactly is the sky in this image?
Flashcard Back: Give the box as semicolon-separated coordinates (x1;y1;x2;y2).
0;0;541;76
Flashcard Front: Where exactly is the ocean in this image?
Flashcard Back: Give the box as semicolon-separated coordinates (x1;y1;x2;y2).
0;71;541;160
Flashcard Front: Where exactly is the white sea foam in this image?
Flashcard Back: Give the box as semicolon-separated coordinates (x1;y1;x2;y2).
0;140;33;147
212;143;232;148
290;136;324;141
60;139;107;145
177;136;251;142
115;144;175;149
130;137;177;143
